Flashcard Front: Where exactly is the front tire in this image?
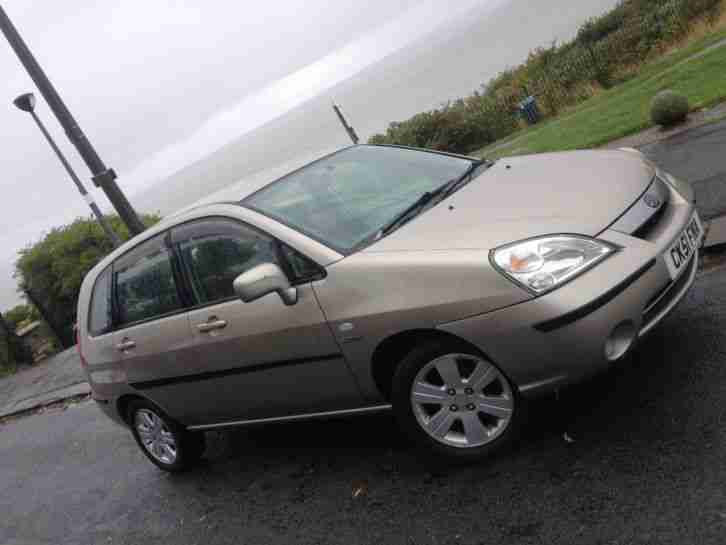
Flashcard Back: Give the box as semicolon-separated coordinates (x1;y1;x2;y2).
128;400;205;473
391;339;522;463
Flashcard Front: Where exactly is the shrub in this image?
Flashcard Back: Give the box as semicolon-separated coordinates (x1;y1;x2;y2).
369;0;722;153
3;304;39;332
0;314;27;372
651;90;690;126
15;214;160;347
0;334;14;374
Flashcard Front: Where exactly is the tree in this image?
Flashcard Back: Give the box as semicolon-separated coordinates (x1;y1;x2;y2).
14;214;160;347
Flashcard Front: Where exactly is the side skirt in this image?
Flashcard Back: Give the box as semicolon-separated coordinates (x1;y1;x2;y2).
186;404;392;431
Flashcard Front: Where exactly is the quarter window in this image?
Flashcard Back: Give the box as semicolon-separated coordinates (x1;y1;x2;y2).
114;235;182;326
280;243;323;282
88;266;112;336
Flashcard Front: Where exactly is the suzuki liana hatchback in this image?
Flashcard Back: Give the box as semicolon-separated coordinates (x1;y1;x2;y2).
77;144;701;471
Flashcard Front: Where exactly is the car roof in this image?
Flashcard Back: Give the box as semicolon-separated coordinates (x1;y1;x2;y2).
82;144;477;293
168;144;478;219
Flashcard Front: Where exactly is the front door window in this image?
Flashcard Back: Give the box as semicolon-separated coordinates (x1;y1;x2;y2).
172;219;281;305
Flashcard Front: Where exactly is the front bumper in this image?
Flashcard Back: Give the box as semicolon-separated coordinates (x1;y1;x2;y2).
438;179;699;397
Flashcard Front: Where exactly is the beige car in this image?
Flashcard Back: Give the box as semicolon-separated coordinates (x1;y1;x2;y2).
77;144;701;471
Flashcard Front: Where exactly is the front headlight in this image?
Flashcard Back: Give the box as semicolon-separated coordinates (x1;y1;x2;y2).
491;235;616;295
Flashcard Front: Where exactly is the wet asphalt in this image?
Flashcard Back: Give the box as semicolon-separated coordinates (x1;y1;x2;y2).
2;267;726;545
642;120;726;219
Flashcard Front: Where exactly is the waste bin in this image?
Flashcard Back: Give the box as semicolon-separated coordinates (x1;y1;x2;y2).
519;96;540;125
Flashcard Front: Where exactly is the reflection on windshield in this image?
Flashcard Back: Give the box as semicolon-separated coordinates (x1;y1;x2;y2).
242;146;473;253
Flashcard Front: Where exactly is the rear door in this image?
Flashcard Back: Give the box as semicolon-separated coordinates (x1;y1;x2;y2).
111;233;196;419
83;266;120;397
165;217;362;427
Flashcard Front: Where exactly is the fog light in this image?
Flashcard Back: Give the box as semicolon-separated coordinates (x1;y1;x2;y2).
605;320;636;362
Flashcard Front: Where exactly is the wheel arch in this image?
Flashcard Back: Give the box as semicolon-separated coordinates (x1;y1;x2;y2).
370;328;491;401
116;394;147;426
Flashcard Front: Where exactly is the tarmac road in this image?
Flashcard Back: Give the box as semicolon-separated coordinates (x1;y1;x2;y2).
2;267;726;545
641;119;726;220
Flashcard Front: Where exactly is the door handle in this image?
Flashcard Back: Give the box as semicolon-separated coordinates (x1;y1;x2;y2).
197;319;227;333
116;339;136;351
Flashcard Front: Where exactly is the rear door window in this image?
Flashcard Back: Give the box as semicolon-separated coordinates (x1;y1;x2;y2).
113;234;183;327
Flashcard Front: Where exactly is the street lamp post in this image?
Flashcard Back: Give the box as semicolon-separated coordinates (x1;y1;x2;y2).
0;4;145;236
14;93;122;248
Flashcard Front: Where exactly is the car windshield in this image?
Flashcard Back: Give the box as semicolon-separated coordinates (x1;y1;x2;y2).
242;145;475;254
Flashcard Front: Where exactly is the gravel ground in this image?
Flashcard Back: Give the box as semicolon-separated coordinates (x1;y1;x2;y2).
0;347;84;417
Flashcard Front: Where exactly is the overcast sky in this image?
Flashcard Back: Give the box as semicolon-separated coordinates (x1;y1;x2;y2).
0;0;496;310
0;0;615;311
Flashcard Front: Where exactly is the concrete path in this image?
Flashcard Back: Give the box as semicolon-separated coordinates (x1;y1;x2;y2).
604;102;726;150
0;347;88;418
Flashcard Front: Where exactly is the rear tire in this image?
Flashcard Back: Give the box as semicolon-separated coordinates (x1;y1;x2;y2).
391;339;522;463
128;399;205;473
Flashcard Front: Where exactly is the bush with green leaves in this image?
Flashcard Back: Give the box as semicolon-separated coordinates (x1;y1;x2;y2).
369;0;723;153
14;214;160;347
3;304;39;332
651;90;690;126
369;96;517;153
0;334;13;374
0;313;29;372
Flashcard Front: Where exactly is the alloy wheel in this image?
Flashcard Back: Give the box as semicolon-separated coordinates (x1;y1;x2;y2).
410;353;514;448
134;408;178;464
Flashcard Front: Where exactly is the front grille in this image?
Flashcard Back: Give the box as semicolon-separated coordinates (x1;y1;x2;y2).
610;176;671;240
632;199;668;240
641;253;696;328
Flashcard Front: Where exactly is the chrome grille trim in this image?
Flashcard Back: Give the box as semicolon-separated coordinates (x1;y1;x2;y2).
610;176;671;238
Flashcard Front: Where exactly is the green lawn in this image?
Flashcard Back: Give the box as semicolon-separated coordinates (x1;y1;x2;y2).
476;29;726;159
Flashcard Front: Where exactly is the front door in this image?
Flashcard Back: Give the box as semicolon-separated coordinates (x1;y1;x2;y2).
164;217;361;426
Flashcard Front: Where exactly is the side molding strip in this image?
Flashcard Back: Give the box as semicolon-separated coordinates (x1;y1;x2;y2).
187;404;392;431
130;353;343;390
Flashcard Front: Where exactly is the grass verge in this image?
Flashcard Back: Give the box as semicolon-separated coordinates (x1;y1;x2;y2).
476;28;726;159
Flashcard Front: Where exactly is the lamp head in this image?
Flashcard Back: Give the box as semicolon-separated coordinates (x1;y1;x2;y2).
13;93;36;113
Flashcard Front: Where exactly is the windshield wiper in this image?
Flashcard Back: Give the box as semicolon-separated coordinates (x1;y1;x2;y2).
377;186;445;238
437;159;488;202
376;159;487;239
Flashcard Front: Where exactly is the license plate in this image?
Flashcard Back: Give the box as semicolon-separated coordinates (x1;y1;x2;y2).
665;212;703;279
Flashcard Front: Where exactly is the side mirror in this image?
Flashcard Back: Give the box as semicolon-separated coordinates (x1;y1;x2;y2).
233;263;298;306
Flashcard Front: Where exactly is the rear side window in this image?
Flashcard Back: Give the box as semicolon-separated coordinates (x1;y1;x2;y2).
114;234;182;327
88;266;112;336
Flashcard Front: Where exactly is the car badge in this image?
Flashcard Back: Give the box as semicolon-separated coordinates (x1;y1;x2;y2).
644;194;661;209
